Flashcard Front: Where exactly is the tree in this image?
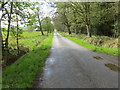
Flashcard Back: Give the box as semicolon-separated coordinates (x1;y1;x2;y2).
36;7;44;35
56;2;72;34
70;2;92;37
53;2;119;37
0;1;8;57
42;17;54;35
4;2;13;64
1;1;37;65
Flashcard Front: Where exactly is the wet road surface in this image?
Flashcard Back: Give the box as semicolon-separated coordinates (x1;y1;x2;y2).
35;32;118;88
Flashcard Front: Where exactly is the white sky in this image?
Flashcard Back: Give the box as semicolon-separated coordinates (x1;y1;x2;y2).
2;0;117;28
39;2;57;18
1;1;57;28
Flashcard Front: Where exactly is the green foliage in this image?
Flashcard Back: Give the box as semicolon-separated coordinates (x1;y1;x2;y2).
53;2;119;37
8;31;47;51
60;33;119;56
11;26;23;37
1;2;54;88
2;34;53;88
42;17;54;32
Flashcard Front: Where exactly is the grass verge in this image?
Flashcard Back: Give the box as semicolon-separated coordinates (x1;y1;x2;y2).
2;34;53;88
60;33;119;56
2;31;47;66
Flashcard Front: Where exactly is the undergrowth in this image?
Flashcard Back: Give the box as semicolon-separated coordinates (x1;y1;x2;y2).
60;33;119;56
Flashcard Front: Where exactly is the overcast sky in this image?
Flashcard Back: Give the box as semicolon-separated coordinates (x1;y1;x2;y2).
1;1;57;28
39;2;57;18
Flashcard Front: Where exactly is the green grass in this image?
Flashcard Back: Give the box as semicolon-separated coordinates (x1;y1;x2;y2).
2;31;49;65
2;34;53;88
8;31;47;50
0;70;1;90
3;31;48;57
60;33;119;56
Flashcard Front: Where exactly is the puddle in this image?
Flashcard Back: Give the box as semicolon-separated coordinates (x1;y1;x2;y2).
51;48;54;50
105;63;120;72
45;70;52;77
93;56;103;60
46;58;55;65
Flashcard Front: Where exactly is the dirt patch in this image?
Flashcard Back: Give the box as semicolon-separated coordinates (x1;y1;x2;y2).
105;63;120;72
93;56;103;60
2;48;29;68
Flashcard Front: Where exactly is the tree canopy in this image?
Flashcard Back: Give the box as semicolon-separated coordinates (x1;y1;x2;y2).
53;2;119;37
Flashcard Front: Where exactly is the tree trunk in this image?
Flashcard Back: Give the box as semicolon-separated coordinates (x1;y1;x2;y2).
86;24;91;37
67;25;71;34
0;3;8;62
73;11;78;34
38;14;44;35
84;3;92;37
63;11;71;35
67;26;71;35
75;25;79;34
4;2;13;65
79;27;82;34
0;25;2;63
47;20;49;36
0;15;3;56
5;2;13;49
47;28;49;36
16;14;19;55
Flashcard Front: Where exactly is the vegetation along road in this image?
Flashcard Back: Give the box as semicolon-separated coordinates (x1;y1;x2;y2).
34;32;118;88
1;1;119;89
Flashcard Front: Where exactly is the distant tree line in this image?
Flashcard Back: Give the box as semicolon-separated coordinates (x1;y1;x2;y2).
53;2;119;38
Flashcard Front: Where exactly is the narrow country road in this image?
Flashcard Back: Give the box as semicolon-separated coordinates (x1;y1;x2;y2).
35;32;118;88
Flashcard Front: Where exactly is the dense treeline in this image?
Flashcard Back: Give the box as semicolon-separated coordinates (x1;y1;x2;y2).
0;1;54;66
53;2;119;38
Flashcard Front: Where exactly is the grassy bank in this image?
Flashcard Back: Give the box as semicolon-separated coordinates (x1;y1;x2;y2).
2;34;53;88
2;31;47;51
60;33;119;56
2;31;48;66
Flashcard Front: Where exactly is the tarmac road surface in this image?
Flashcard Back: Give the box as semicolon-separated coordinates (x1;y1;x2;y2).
35;32;118;88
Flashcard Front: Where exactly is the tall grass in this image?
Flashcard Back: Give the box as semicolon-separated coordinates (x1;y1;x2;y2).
60;33;119;56
2;34;53;88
